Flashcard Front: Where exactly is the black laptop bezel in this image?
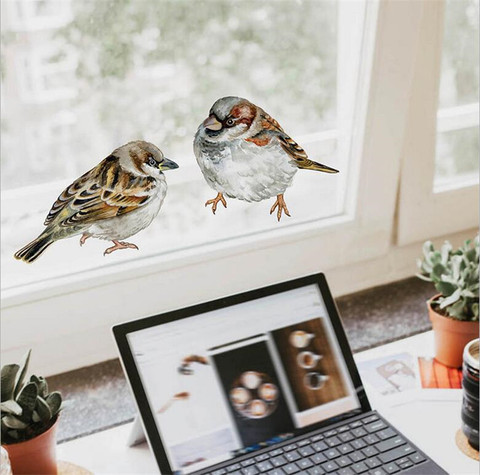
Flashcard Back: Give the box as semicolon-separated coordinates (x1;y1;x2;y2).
112;273;371;474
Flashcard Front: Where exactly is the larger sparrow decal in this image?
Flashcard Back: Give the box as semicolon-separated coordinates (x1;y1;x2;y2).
194;96;339;221
15;141;178;263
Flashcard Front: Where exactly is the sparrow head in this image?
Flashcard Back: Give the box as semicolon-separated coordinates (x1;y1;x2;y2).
199;96;259;142
114;141;179;177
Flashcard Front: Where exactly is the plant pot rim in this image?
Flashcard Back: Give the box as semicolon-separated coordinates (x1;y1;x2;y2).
428;294;479;325
1;414;59;448
464;338;479;370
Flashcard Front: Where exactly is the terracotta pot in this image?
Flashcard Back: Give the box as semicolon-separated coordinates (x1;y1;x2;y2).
428;295;480;368
2;418;58;475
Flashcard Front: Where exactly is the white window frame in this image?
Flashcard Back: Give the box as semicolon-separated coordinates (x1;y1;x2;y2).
396;0;479;246
2;1;477;375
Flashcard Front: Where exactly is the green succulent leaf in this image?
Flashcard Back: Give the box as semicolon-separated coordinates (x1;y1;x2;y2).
465;248;476;262
0;399;23;416
2;415;28;429
439;288;461;309
451;255;462;281
46;392;62;416
7;429;19;440
423;241;434;259
16;382;38;413
30;375;48;398
440;241;452;265
1;364;19;402
13;349;31;399
432;263;446;278
35;396;52;423
446;300;466;320
415;272;432;282
436;281;456;296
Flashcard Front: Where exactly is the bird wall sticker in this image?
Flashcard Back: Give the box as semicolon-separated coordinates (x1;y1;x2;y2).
14;141;178;263
194;96;339;221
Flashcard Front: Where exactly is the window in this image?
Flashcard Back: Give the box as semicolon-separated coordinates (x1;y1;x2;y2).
435;0;479;188
2;0;370;291
396;0;479;245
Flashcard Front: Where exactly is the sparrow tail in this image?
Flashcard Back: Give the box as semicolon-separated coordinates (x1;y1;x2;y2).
300;160;339;173
14;233;54;263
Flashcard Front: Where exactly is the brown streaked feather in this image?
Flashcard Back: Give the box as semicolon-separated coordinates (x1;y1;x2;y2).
129;148;149;174
243;111;285;147
43;156;156;229
278;134;339;173
43;169;97;226
278;135;309;162
261;113;284;133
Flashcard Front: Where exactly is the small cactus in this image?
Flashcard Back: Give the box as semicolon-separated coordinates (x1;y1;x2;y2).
417;236;479;321
1;350;65;444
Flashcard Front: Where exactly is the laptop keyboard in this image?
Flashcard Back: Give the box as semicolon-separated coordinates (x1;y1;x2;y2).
206;414;427;475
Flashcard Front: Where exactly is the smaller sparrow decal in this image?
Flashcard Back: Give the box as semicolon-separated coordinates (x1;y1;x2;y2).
194;96;339;221
14;141;178;263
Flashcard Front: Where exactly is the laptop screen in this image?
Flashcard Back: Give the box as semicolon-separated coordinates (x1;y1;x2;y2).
124;281;363;474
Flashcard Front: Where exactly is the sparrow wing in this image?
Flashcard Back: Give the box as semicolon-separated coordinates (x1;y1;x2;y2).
44;156;155;227
244;112;284;147
247;110;339;173
261;113;285;133
277;134;339;173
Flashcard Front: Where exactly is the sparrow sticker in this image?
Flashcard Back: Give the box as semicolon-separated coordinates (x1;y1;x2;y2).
194;96;339;221
14;141;179;262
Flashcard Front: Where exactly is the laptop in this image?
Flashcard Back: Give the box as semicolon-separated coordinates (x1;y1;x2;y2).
113;273;447;475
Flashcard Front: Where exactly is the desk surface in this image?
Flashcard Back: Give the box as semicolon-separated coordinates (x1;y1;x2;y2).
57;331;477;474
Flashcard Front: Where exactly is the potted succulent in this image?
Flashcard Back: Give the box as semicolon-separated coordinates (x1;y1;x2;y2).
1;350;65;474
417;236;479;368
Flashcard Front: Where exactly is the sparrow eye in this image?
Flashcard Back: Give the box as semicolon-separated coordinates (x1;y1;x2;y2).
225;118;235;127
148;156;157;167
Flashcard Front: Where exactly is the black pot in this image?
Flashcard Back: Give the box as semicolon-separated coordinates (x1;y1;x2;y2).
461;339;479;451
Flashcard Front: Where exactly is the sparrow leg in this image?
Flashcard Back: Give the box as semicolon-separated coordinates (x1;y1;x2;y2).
205;192;227;215
79;233;91;246
104;240;139;255
270;194;291;222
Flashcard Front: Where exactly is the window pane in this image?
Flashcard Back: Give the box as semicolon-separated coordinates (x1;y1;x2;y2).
435;127;479;182
1;0;366;290
435;0;479;185
438;0;478;108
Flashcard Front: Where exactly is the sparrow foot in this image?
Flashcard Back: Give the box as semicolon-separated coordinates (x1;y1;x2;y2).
79;233;91;246
270;194;291;222
104;240;139;255
205;192;227;215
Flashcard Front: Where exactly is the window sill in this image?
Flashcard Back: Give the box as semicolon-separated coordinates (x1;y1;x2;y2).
2;212;354;307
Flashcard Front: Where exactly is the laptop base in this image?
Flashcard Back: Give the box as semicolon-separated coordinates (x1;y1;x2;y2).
197;410;447;475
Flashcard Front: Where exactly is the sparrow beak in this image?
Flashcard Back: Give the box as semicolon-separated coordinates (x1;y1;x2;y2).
203;115;222;131
160;158;179;171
